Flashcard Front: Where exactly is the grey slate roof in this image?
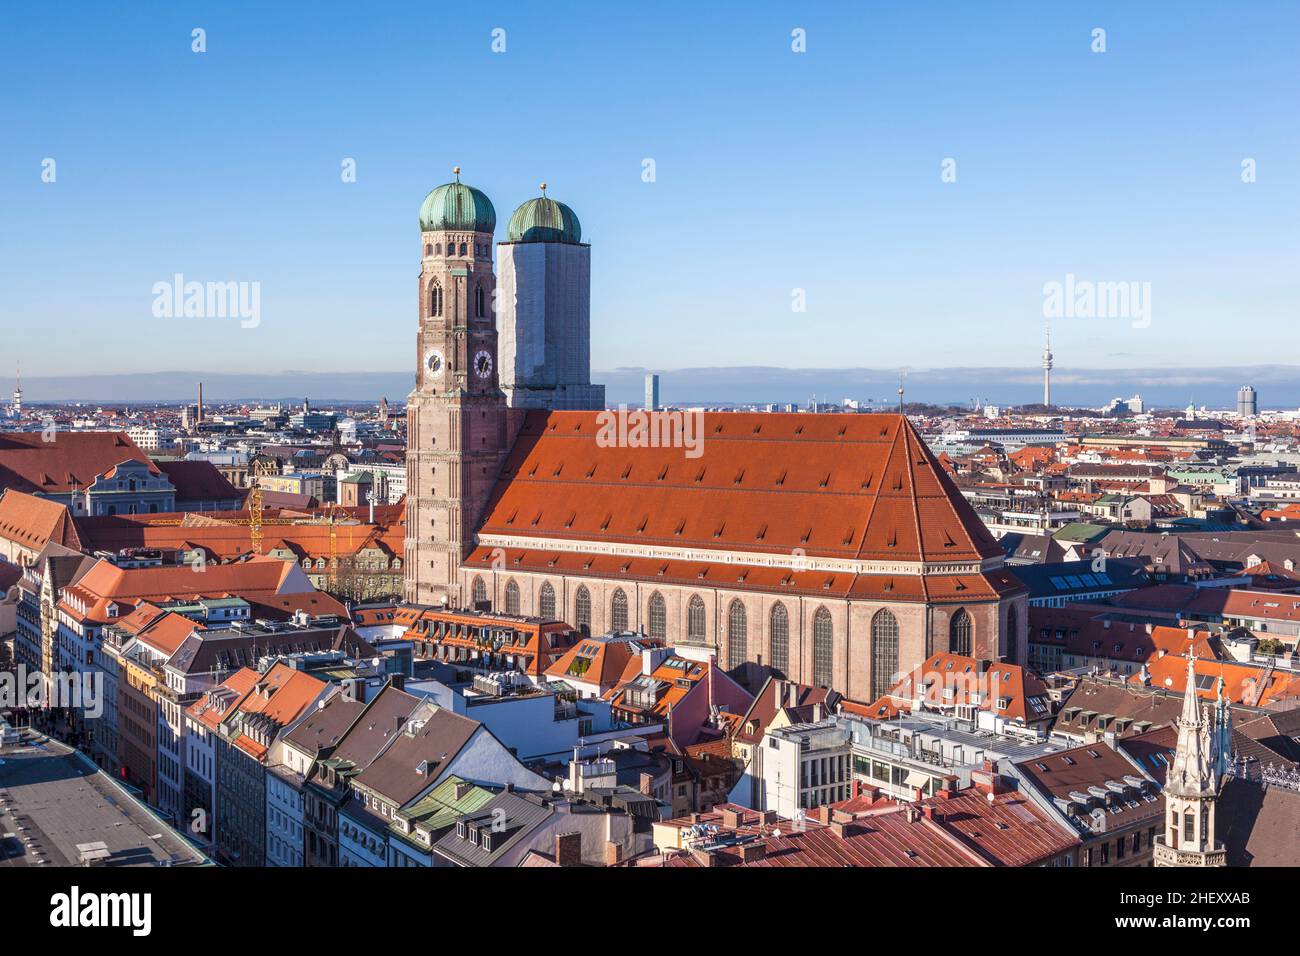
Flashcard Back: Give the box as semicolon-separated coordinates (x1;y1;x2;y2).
431;790;554;867
352;706;479;806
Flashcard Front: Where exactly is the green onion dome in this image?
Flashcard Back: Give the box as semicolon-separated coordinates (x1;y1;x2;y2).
418;168;496;233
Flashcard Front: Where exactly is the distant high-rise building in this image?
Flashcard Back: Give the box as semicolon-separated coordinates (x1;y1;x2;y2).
645;373;660;411
496;185;604;411
11;364;21;418
1236;385;1258;418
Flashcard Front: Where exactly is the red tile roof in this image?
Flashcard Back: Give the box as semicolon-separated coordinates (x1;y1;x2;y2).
0;489;83;552
109;602;204;656
0;431;156;495
155;461;242;501
480;411;1002;566
885;652;1051;723
918;787;1080;866
75;512;403;563
654;804;981;867
57;554;306;624
1135;655;1297;708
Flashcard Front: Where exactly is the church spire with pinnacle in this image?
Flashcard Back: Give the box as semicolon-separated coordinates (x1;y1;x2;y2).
1167;654;1216;798
1154;653;1227;866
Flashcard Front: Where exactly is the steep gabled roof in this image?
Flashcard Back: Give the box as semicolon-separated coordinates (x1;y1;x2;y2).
57;554;307;623
479;412;1002;566
0;431;157;495
0;489;83;551
353;706;480;807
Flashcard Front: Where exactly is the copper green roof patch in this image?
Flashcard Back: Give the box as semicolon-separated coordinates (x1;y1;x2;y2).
390;774;494;844
506;184;582;243
419;167;497;233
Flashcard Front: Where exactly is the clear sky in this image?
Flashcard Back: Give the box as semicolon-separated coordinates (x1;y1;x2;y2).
2;1;1297;380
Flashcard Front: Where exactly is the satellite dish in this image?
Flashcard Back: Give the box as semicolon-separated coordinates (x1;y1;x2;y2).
772;829;782;839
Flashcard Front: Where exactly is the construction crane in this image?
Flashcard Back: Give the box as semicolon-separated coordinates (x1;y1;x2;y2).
329;510;338;589
248;479;264;556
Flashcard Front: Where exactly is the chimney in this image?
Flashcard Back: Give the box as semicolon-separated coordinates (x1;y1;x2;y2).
554;831;582;867
691;848;715;867
604;841;623;866
454;781;474;800
389;673;405;691
719;807;743;829
197;381;204;425
738;841;768;862
829;820;857;839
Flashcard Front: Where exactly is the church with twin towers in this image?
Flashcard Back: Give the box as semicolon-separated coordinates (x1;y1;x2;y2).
405;169;1027;701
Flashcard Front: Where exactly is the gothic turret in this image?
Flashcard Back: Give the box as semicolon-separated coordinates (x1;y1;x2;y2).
1153;655;1227;867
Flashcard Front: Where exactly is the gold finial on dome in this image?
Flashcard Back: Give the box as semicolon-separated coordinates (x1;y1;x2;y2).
453;166;461;180
539;182;547;194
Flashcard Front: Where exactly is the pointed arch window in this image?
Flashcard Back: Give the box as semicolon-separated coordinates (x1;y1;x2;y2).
471;576;487;608
950;608;972;657
687;595;706;643
813;607;834;688
648;592;667;641
538;581;556;620
769;603;789;676
575;585;591;637
504;579;520;615
475;283;486;318
1006;605;1019;662
727;600;747;669
611;588;629;632
871;609;899;700
429;281;443;317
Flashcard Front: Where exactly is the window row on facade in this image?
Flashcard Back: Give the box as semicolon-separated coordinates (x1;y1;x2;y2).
473;576;1019;697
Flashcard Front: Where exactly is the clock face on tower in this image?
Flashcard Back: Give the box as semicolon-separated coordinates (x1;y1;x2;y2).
424;348;444;377
473;350;493;379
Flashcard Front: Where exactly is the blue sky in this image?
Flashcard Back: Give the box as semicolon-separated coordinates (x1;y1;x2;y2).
2;1;1297;381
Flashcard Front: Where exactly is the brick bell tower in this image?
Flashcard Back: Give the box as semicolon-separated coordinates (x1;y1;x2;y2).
405;168;510;606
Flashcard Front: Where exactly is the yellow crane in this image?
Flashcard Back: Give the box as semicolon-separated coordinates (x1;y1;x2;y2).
329;511;338;589
248;479;264;556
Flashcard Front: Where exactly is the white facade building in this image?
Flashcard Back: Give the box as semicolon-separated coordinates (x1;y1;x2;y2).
496;193;604;411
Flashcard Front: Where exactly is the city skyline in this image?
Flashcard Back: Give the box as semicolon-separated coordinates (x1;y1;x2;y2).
4;2;1298;378
5;362;1300;410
